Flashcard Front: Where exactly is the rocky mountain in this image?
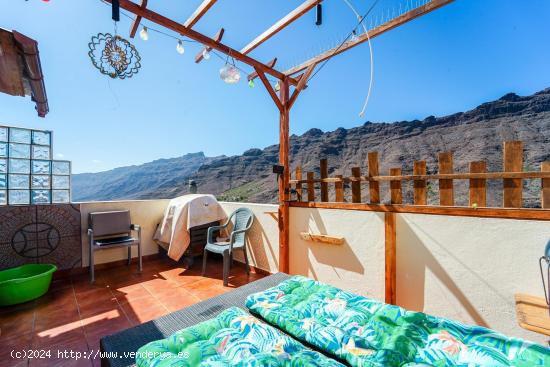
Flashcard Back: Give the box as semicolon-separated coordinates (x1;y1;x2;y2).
73;88;550;206
72;152;218;201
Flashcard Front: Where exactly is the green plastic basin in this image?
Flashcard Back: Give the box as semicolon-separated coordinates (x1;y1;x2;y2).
0;264;57;306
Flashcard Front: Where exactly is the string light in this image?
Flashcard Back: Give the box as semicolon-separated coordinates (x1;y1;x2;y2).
202;48;211;60
176;40;185;54
248;79;255;88
139;26;149;41
274;80;281;92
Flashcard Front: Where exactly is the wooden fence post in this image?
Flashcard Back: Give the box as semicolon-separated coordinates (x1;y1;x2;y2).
307;171;315;202
385;212;396;305
295;166;302;202
320;158;328;202
351;167;361;203
368;152;380;204
390;168;402;204
503;141;523;208
543;161;550;209
413;160;427;205
469;161;487;207
335;175;344;202
438;152;454;206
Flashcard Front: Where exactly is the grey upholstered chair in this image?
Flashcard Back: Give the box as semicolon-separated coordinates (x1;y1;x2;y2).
88;210;142;283
202;208;254;286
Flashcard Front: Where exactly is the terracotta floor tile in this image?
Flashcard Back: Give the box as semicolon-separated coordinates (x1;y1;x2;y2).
140;277;180;294
32;325;87;349
155;288;200;312
28;342;91;367
35;306;81;332
120;296;168;325
82;308;132;345
0;306;35;340
109;283;150;304
75;289;119;318
191;286;231;301
0;332;33;365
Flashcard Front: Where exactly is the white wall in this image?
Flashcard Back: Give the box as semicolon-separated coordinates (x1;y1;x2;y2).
396;214;550;344
219;202;279;273
79;200;170;266
78;200;279;273
289;207;386;300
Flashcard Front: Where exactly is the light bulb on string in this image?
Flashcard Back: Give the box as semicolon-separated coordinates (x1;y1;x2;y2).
274;80;281;92
202;48;211;60
350;30;358;42
139;27;149;41
248;79;255;88
176;40;185;54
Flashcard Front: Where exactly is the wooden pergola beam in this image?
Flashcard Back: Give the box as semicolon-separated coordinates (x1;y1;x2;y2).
128;0;148;38
184;0;218;28
195;28;224;63
284;0;454;75
248;58;277;81
107;0;298;84
240;0;322;55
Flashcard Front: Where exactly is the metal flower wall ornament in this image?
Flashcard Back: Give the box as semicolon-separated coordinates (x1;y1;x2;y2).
88;33;141;79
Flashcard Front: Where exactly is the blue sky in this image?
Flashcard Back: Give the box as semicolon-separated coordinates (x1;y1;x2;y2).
1;0;549;173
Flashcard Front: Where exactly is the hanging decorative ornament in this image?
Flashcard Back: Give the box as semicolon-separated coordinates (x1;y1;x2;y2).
274;80;281;92
248;79;255;88
202;48;211;60
88;33;141;79
139;26;149;41
176;40;185;54
219;60;241;84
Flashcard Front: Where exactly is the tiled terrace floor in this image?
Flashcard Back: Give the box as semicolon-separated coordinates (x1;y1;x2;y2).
0;256;265;367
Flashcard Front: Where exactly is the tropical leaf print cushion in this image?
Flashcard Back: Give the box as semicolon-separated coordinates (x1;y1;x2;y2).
135;306;345;367
245;276;550;367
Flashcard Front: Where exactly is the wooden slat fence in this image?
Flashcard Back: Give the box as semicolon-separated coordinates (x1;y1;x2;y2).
290;141;550;209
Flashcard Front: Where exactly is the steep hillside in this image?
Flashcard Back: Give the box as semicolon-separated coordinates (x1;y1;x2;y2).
73;88;550;206
72;152;217;201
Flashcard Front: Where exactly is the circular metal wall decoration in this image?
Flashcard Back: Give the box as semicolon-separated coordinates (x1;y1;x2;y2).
12;223;60;258
88;33;141;79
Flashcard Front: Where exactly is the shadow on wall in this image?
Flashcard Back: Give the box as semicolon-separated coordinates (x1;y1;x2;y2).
397;219;489;328
290;209;366;280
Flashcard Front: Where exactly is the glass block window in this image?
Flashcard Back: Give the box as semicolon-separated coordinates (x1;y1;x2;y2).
9;143;31;159
52;190;69;203
9;159;30;174
52;161;70;175
0;127;7;142
9;174;29;189
9;128;31;144
9;190;30;204
32;175;50;189
1;125;70;205
32;145;51;160
32;160;51;174
52;175;70;189
32;190;51;204
32;131;51;146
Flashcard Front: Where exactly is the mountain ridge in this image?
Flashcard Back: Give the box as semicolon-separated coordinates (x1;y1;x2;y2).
73;88;550;206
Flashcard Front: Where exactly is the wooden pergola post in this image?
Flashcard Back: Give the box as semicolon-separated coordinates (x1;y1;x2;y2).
278;78;290;273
